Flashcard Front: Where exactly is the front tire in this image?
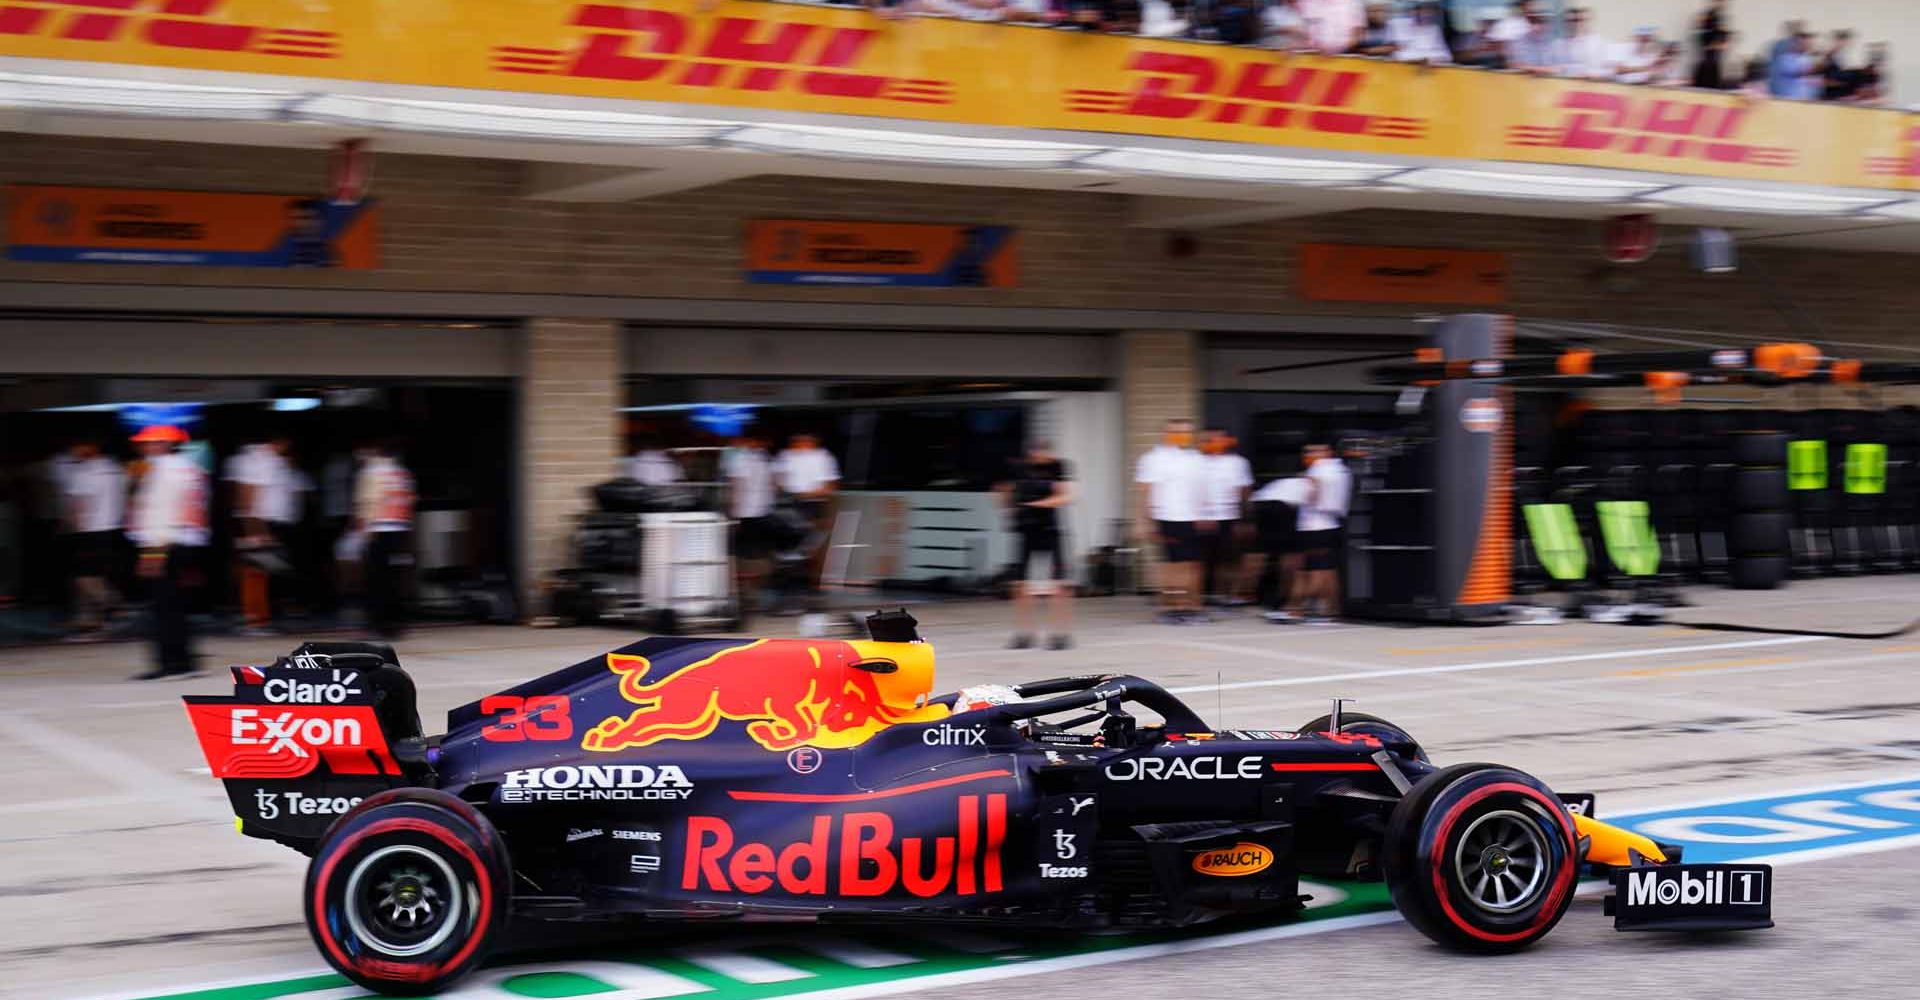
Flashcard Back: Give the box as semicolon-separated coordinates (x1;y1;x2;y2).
305;789;509;995
1382;763;1578;953
1298;710;1429;762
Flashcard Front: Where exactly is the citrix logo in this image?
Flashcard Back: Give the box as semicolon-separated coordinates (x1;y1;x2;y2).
922;724;987;747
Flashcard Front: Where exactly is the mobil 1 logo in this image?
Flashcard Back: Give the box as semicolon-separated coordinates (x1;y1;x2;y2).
1034;793;1097;880
1607;864;1773;931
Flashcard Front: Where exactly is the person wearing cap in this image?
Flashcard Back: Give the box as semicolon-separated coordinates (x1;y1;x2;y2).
128;425;209;679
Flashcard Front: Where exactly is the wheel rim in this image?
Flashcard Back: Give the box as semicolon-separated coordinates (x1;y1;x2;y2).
1451;808;1550;914
343;844;463;958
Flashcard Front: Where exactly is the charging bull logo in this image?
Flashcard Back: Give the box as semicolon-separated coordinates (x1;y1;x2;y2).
582;640;944;753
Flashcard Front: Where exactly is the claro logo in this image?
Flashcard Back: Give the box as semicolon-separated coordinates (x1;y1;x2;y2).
1065;58;1425;140
1508;91;1797;168
0;0;339;58
492;3;952;106
1191;841;1274;877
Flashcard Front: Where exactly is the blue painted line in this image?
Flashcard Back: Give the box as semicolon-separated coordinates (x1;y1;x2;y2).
1610;775;1920;864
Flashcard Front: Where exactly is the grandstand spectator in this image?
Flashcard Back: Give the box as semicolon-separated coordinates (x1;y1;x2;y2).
1191;0;1263;45
1351;3;1396;57
1453;17;1507;70
1139;0;1187;37
1856;43;1891;105
1389;2;1451;64
1616;26;1664;84
1561;8;1616;80
1298;0;1364;55
1693;28;1734;89
1692;0;1728;55
1487;1;1536;65
1769;24;1818;98
1507;8;1567;75
1739;53;1773;96
1261;0;1308;50
1820;29;1860;101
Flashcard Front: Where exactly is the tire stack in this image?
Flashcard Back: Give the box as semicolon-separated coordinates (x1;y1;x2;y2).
1729;431;1790;589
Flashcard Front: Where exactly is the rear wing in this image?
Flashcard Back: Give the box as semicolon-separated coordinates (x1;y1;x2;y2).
182;643;425;854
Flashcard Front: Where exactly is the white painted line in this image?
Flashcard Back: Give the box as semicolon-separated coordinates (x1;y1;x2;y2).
450;961;713;999
1742;831;1920;866
677;949;814;984
808;938;922;969
1166;635;1828;695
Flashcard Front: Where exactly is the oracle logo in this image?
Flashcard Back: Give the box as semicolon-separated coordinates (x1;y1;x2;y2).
491;3;951;106
1508;91;1796;169
1066;58;1425;141
0;0;338;58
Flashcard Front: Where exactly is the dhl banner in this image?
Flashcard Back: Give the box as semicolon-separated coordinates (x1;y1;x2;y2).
5;186;378;268
3;0;1919;193
745;220;1016;287
1298;244;1509;305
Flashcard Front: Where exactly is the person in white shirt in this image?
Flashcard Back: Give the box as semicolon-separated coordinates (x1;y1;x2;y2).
1281;442;1353;624
1252;474;1312;622
61;438;127;636
1615;26;1664;83
1135;418;1209;623
1561;7;1617;79
128;424;209;678
772;432;841;599
1389;1;1452;64
354;440;416;639
628;435;682;488
1199;429;1255;605
1487;0;1533;60
224;439;278;633
722;432;777;622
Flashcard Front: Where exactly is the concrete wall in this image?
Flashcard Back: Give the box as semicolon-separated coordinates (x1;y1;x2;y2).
518;318;623;607
6;135;1920;346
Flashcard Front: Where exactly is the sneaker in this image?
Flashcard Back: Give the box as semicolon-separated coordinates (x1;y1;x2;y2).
1303;616;1339;627
1008;634;1035;650
1264;610;1299;624
1047;635;1074;651
1181;609;1214;624
1156;610;1191;626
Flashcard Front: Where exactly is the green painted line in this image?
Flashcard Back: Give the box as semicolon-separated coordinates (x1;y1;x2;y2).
116;882;1396;1000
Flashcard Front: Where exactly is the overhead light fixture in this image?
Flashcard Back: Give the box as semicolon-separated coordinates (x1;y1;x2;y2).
1078;147;1401;186
271;398;323;412
0;71;290;121
291;95;737;145
1395;167;1661;203
724;124;1095;169
1647;185;1894;216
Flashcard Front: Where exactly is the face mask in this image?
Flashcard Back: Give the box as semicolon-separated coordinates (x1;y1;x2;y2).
1167;432;1194;448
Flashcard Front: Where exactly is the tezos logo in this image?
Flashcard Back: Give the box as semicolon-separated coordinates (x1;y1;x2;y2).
230;708;362;758
500;765;693;803
1052;829;1078;860
252;788;361;820
263;669;362;705
1104;756;1263;781
1191;842;1274;877
1037;862;1090;879
923;723;987;747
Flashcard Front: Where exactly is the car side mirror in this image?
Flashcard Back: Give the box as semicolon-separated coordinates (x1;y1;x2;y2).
852;658;898;674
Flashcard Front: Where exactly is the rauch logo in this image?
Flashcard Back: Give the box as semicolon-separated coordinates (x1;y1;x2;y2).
492;3;951;106
0;0;339;58
1191;841;1274;877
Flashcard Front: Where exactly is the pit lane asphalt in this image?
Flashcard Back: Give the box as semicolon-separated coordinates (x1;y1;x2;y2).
3;576;1919;999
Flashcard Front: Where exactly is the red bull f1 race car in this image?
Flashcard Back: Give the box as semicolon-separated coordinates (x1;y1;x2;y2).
184;611;1771;995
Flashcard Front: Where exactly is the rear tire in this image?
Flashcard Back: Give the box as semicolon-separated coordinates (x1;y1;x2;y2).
1382;763;1578;953
305;789;509;995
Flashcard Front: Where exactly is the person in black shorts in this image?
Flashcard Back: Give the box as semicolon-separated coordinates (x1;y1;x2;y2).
1001;441;1074;650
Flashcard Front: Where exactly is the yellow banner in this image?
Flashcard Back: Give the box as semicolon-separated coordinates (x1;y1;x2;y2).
3;0;1915;192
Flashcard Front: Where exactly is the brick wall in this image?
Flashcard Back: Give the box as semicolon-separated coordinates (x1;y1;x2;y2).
520;317;622;610
1120;330;1200;555
5;134;1919;346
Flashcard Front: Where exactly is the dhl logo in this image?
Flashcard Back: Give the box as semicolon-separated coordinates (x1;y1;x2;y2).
1508;91;1796;168
1863;125;1920;179
1064;55;1426;140
0;0;335;57
493;3;952;106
